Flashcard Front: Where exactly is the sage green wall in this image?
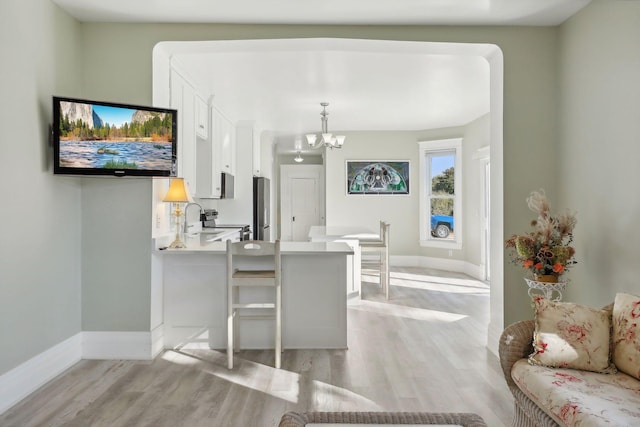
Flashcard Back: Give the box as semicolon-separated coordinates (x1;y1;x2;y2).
0;1;82;375
558;1;640;305
79;23;559;329
80;179;152;331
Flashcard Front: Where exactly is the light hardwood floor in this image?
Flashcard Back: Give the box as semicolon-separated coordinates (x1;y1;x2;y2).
0;267;514;427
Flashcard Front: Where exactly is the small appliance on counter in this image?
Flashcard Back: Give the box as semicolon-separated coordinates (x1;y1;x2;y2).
202;209;251;241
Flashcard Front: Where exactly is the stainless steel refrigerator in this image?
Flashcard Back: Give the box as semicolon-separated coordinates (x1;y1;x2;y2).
253;177;270;241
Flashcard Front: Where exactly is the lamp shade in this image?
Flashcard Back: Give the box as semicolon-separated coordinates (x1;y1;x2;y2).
306;134;317;146
163;178;191;203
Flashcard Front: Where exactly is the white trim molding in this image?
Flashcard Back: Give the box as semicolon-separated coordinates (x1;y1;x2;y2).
0;333;82;415
1;330;161;415
151;324;165;359
418;138;463;250
392;255;485;282
82;331;155;360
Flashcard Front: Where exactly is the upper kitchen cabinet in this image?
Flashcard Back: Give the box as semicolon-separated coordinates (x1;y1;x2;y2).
195;95;209;139
195;106;235;199
170;69;196;193
219;113;235;175
237;123;261;176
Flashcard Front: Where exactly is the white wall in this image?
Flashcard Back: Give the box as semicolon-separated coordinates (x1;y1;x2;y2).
0;0;83;375
558;1;640;305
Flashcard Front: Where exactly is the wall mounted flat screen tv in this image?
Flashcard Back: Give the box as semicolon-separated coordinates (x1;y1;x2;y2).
53;96;177;177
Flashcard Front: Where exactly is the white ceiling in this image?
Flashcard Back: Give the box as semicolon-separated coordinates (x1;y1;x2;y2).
170;40;491;127
162;39;493;153
54;0;591;154
53;0;590;26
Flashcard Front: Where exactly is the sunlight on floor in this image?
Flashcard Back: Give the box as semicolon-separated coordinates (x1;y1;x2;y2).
165;328;213;352
161;350;201;365
362;270;489;295
348;298;467;322
161;349;382;409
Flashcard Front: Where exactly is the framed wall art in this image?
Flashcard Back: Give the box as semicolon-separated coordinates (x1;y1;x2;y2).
346;160;410;195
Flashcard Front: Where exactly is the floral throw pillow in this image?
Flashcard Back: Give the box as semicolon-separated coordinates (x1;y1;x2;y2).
612;293;640;380
529;296;615;373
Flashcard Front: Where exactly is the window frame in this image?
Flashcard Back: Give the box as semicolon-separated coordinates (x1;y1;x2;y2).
418;138;463;250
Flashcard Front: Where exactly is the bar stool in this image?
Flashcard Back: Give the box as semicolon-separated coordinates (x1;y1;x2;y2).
227;240;282;369
360;221;390;299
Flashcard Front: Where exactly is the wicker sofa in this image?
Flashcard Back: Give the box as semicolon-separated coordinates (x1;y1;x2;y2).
278;411;487;426
500;319;561;426
499;299;640;427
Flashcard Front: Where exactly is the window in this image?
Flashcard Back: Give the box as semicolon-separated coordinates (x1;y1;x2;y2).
418;138;462;249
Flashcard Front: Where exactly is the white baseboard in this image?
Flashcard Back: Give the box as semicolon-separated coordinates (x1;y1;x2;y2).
486;320;502;358
151;324;165;358
0;330;161;415
0;329;160;415
0;333;82;415
82;331;155;360
392;255;485;281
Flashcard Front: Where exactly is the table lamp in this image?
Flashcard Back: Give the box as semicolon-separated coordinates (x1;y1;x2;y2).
163;177;191;248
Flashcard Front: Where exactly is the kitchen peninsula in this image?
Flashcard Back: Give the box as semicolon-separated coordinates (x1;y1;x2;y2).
156;237;353;351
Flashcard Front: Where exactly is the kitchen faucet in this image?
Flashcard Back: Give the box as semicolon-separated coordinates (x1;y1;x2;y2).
183;202;204;233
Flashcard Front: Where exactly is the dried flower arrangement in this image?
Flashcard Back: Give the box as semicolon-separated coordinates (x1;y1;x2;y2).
505;190;577;282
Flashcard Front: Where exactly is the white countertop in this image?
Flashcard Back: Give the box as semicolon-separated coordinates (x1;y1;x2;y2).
308;225;379;242
155;238;354;255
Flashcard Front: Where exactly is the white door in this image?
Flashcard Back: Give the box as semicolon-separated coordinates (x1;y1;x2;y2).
291;178;320;241
281;165;324;241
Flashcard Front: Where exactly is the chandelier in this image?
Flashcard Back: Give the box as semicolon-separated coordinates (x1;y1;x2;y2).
306;102;345;149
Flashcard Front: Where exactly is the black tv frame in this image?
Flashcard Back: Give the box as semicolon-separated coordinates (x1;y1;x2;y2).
52;96;178;177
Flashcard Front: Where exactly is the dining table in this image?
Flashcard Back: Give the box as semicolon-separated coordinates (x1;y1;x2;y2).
308;225;380;297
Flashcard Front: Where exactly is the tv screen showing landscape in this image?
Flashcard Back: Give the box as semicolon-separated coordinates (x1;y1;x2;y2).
53;96;177;177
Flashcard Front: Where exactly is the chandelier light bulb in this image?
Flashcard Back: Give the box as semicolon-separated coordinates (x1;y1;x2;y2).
306;103;345;149
306;134;317;146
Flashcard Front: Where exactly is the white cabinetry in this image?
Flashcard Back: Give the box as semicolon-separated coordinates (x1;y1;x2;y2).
195;126;218;198
195;96;208;139
218;111;235;175
196;107;236;199
196;106;235;199
170;69;196;193
162;248;349;350
237;124;261;176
